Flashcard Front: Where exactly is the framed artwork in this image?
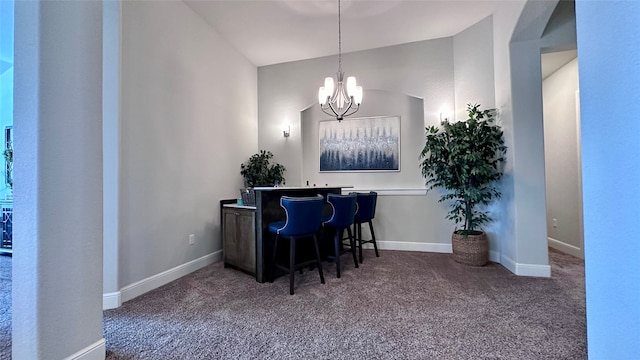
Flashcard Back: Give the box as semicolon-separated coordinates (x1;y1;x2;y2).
319;116;400;172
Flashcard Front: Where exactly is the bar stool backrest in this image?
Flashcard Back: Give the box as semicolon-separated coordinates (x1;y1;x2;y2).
352;191;377;223
325;193;357;229
274;195;324;236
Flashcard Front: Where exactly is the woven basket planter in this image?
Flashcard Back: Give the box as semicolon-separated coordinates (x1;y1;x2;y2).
451;231;489;266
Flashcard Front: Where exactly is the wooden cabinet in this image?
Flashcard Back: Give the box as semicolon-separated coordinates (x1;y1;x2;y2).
222;206;256;275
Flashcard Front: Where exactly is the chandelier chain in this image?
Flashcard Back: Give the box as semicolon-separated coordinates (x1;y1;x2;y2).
338;0;342;72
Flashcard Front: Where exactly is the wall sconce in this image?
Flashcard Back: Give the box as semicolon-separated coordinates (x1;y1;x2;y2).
283;126;290;138
440;112;450;125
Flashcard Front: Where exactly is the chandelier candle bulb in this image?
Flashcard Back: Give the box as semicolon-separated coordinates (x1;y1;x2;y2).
354;86;363;104
318;87;326;105
324;77;334;95
346;76;357;95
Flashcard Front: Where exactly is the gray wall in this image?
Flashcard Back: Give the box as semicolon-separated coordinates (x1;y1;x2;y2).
118;1;257;289
542;58;583;258
13;1;105;358
454;16;496;120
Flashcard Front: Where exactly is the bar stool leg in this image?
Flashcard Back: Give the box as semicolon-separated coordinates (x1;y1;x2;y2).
334;229;341;278
312;234;325;284
269;235;280;283
368;221;379;257
289;236;296;295
355;223;364;264
346;227;358;268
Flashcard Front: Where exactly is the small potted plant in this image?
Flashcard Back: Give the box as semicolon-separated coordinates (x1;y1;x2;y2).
239;150;286;206
419;103;506;266
240;150;286;188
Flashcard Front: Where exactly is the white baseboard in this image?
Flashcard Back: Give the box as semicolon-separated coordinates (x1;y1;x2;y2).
102;291;121;310
548;237;584;259
489;249;500;263
376;240;451;253
516;262;551;277
63;338;105;360
104;251;222;309
368;241;525;274
501;254;551;278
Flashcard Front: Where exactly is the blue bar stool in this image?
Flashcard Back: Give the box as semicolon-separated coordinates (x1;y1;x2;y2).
323;193;359;278
351;191;380;263
268;195;325;295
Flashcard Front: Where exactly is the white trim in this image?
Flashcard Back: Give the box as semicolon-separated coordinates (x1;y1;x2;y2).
501;254;551;278
489;249;500;263
368;242;516;272
102;291;121;310
516;263;551;277
500;254;517;274
342;188;427;196
548;237;583;259
120;251;222;304
63;338;105;360
376;240;451;253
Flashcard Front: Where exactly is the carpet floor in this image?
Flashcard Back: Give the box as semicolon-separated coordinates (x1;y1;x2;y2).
103;249;586;359
0;254;9;359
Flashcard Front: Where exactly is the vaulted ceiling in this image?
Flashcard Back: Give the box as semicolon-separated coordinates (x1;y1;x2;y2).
183;0;503;67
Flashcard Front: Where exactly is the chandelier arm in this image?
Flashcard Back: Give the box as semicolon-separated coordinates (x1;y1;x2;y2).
343;104;360;118
341;100;354;116
326;102;342;118
321;106;338;118
327;96;354;118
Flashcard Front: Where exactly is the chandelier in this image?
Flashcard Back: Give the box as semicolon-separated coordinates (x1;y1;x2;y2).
318;0;363;122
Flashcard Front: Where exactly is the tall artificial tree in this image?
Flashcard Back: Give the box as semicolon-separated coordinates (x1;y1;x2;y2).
419;104;506;235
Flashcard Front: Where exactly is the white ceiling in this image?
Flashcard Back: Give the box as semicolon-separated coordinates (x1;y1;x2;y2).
184;0;503;67
541;49;577;79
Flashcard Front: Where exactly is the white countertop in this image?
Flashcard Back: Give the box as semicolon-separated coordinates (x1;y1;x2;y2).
223;204;257;210
252;185;353;191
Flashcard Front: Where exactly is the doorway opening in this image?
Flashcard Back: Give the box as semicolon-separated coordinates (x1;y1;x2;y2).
541;49;584;259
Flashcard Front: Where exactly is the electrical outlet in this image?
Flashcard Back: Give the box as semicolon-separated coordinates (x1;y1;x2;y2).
552;219;558;228
188;234;195;245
